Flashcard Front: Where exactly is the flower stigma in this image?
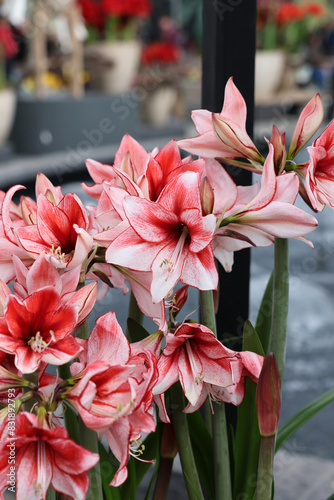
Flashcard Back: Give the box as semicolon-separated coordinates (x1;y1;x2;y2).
28;330;56;353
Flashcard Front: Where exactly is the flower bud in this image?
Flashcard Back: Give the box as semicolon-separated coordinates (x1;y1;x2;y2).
288;93;323;160
200;176;215;215
256;352;281;437
269;125;286;175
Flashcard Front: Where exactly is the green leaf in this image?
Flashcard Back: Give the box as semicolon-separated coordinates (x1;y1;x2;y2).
187;411;215;499
126;317;150;343
255;272;274;355
276;387;334;451
98;442;121;500
243;320;265;357
233;321;264;499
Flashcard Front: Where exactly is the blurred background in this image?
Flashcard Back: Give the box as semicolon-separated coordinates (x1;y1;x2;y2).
1;1;334;498
0;0;333;164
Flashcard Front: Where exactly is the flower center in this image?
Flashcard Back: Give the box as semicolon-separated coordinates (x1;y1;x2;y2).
50;244;65;261
159;226;188;280
28;330;56;353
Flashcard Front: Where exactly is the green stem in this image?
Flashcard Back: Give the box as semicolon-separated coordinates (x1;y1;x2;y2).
256;436;275;500
199;290;216;334
76;318;90;340
212;403;232;500
200;290;232;500
170;384;204;500
23;370;38;412
268;238;289;381
78;416;103;500
58;364;80;444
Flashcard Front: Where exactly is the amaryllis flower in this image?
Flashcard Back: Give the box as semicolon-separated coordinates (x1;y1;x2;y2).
177;77;264;168
153;323;262;409
15;192;93;270
0;412;99;500
68;312;159;486
104;171;218;303
12;254;98;326
82;134;150;199
298;119;334;211
0;287;82;373
212;145;318;271
68;311;136;431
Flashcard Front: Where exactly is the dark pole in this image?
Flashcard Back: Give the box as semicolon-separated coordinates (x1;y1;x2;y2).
202;0;257;350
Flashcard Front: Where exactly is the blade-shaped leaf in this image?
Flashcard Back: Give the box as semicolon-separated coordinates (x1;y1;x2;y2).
233;321;263;499
126;317;150;343
98;442;121;500
276;387;334;451
187;411;215;499
255;271;274;356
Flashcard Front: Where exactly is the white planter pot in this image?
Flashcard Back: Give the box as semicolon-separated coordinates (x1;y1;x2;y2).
0;88;16;148
255;50;286;99
144;85;178;128
86;40;141;94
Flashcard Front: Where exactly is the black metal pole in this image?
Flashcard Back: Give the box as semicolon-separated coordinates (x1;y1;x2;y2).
202;0;257;350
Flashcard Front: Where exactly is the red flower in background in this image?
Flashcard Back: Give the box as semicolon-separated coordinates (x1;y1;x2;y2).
101;0;152;18
142;42;181;66
0;21;18;60
76;0;104;29
276;2;304;24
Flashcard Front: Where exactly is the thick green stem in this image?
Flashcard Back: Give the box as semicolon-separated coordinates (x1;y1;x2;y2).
200;290;232;500
58;363;80;444
170;384;204;500
268;238;289;381
212;403;232;500
78;416;103;500
23;370;38;412
256;436;275;500
199;290;216;334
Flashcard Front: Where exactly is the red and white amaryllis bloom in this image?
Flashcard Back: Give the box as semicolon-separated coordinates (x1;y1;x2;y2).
152;322;263;409
177;77;264;167
15;192;93;270
211;145;318;271
11;254;98;327
0;286;82;373
104;171;218;303
299;119;334;211
0;412;99;500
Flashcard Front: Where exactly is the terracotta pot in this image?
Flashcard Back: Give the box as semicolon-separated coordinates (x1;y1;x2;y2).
86;40;141;94
255;50;286;99
0;88;16;147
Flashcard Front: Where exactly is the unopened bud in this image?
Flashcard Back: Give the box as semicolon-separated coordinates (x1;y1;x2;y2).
256;352;281;437
200;177;214;215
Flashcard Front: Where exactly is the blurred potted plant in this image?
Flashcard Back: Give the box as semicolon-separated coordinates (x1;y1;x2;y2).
0;18;18;148
140;40;182;127
256;0;327;97
77;0;152;93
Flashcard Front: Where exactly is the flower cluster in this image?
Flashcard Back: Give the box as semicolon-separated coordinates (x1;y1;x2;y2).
141;42;181;66
257;0;327;52
77;0;152;41
0;78;330;498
